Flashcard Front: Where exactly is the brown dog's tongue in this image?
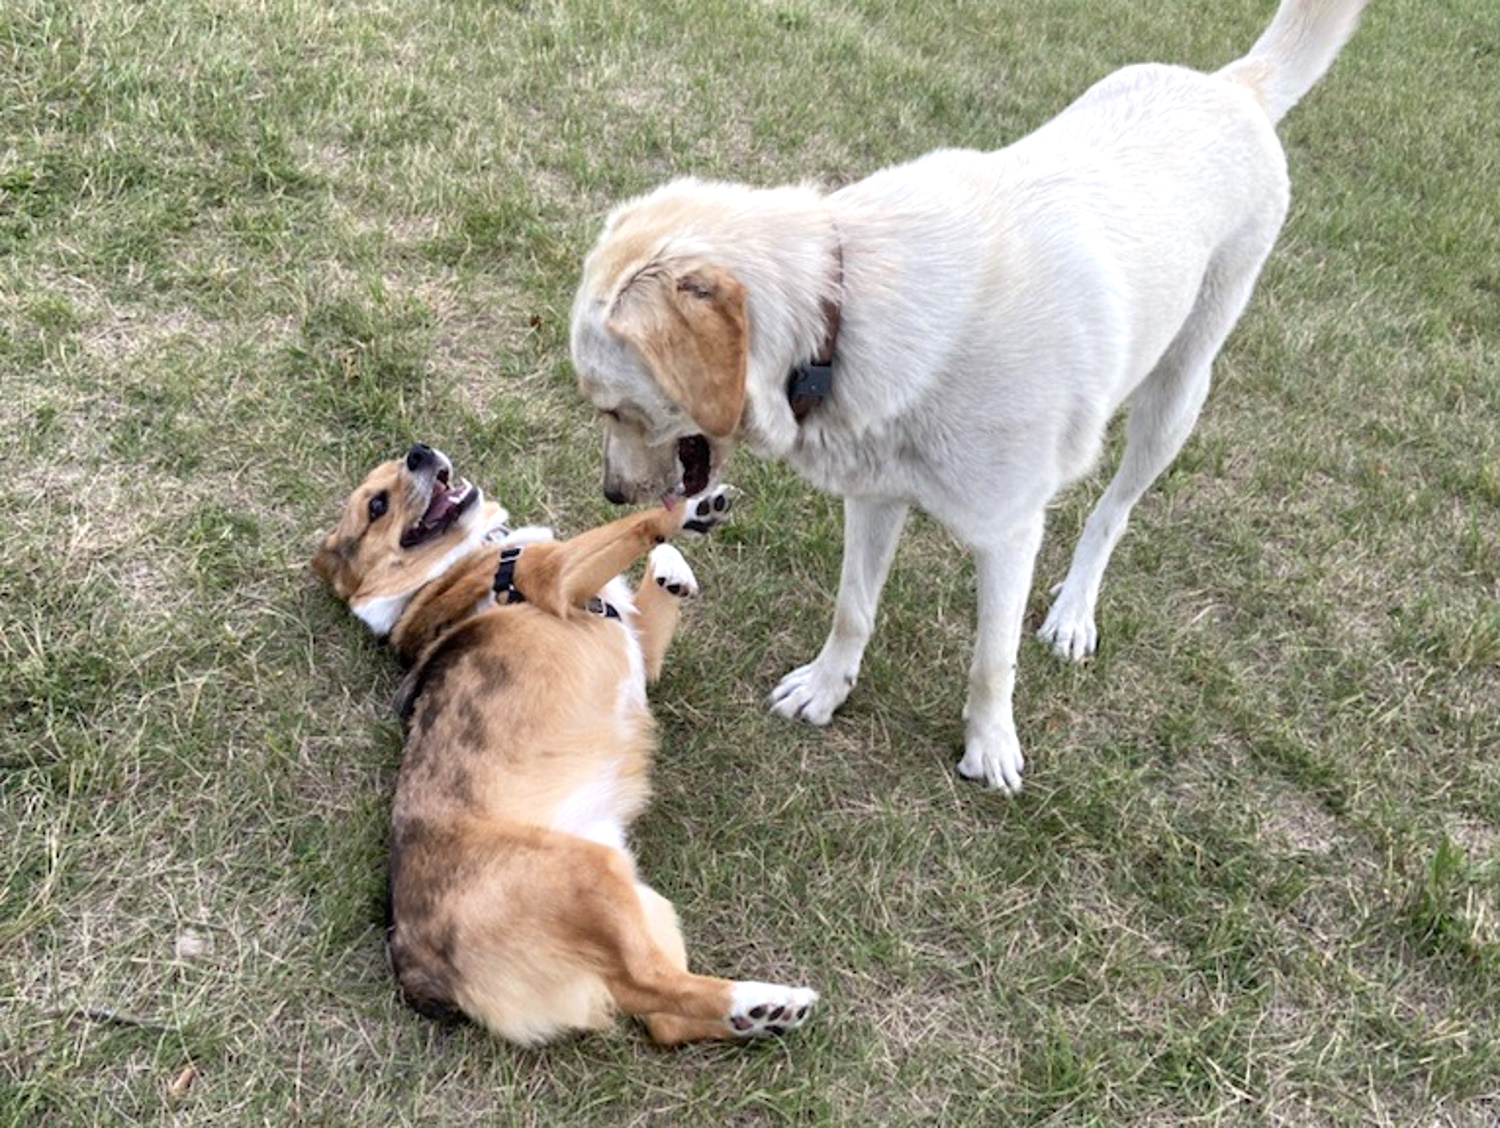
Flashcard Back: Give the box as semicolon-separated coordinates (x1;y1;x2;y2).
420;485;454;525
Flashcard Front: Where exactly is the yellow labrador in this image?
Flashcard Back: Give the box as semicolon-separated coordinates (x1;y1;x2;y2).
570;0;1369;791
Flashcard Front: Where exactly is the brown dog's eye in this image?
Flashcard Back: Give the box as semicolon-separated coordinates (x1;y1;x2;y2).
368;492;389;521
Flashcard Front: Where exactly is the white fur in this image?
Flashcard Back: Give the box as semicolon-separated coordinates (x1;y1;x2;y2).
571;0;1368;792
727;981;819;1037
596;573;649;716
351;591;412;638
495;524;556;548
648;543;699;597
552;763;632;855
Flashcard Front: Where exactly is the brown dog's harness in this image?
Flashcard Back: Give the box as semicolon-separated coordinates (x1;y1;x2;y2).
492;545;621;620
786;241;844;425
492;546;526;605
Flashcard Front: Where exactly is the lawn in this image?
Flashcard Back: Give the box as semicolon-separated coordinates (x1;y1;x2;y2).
2;0;1498;1124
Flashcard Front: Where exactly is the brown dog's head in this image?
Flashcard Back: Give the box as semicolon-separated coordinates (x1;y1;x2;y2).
311;443;506;636
570;188;750;506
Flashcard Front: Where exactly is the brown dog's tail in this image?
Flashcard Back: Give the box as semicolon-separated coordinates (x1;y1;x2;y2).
1216;0;1368;125
389;936;465;1024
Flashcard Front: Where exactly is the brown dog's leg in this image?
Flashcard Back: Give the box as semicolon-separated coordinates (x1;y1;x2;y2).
508;507;681;620
633;546;697;684
550;844;816;1043
508;488;730;620
633;883;736;1045
577;849;737;1026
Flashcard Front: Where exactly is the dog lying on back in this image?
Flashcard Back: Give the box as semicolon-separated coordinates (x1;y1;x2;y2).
312;443;816;1045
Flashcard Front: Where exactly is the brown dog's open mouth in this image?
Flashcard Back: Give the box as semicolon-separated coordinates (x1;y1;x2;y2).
677;435;712;498
400;468;478;548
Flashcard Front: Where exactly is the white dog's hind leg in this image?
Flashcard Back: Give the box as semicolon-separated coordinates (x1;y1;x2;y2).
1039;254;1271;662
957;513;1046;793
1037;363;1212;662
770;496;909;725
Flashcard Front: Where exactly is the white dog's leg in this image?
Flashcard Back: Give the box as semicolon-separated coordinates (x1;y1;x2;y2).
1039;255;1270;662
1037;370;1212;662
957;513;1046;793
770;496;909;724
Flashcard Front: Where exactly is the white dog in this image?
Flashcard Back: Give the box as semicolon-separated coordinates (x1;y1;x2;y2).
569;0;1370;791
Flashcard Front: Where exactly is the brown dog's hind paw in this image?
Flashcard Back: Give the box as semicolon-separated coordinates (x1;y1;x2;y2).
726;982;817;1038
648;544;699;598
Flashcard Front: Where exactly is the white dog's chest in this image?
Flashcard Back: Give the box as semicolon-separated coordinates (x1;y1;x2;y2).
782;399;994;517
780;405;918;494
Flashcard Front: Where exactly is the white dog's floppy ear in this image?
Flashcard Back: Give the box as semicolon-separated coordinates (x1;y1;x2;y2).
607;261;747;439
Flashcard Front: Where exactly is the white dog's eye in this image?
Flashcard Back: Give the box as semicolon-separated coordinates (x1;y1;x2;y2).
602;408;622;421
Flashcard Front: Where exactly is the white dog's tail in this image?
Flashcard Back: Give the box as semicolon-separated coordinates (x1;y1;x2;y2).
1217;0;1369;124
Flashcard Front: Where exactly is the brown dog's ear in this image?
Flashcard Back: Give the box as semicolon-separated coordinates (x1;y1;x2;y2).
310;540;353;597
310;548;337;584
607;261;747;438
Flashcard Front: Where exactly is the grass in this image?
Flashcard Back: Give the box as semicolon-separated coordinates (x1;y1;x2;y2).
2;0;1498;1123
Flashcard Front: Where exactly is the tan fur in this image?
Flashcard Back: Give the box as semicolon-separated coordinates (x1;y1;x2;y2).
312;446;816;1046
607;262;749;439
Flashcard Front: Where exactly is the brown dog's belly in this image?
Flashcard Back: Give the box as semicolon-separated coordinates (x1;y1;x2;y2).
386;606;657;1036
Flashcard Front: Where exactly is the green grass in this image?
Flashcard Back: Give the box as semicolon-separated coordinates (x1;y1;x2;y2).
3;0;1498;1123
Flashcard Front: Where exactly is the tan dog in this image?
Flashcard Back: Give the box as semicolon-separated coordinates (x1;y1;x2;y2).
569;0;1369;792
312;443;816;1046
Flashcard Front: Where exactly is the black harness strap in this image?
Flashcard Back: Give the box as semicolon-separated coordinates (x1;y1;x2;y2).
492;545;525;604
584;597;622;621
493;545;620;619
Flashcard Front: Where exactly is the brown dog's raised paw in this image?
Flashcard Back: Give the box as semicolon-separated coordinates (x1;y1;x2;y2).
680;484;733;535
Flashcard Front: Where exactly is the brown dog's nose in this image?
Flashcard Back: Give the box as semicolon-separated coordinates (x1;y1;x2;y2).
406;443;434;472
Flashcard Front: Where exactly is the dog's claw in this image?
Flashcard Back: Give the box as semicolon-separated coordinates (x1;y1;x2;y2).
769;660;854;726
1037;582;1099;662
956;718;1026;793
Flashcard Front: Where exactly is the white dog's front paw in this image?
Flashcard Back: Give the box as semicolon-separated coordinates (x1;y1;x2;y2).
680;484;733;535
1037;584;1098;663
727;982;818;1038
956;721;1026;794
769;661;855;726
648;544;699;598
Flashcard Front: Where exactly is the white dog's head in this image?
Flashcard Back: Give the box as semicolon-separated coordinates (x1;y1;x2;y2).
570;192;752;506
571;178;840;505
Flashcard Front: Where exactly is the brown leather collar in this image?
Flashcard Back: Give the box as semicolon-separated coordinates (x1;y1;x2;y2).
787;241;843;424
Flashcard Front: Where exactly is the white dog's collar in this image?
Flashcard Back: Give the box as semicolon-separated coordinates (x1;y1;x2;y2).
787;240;844;424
